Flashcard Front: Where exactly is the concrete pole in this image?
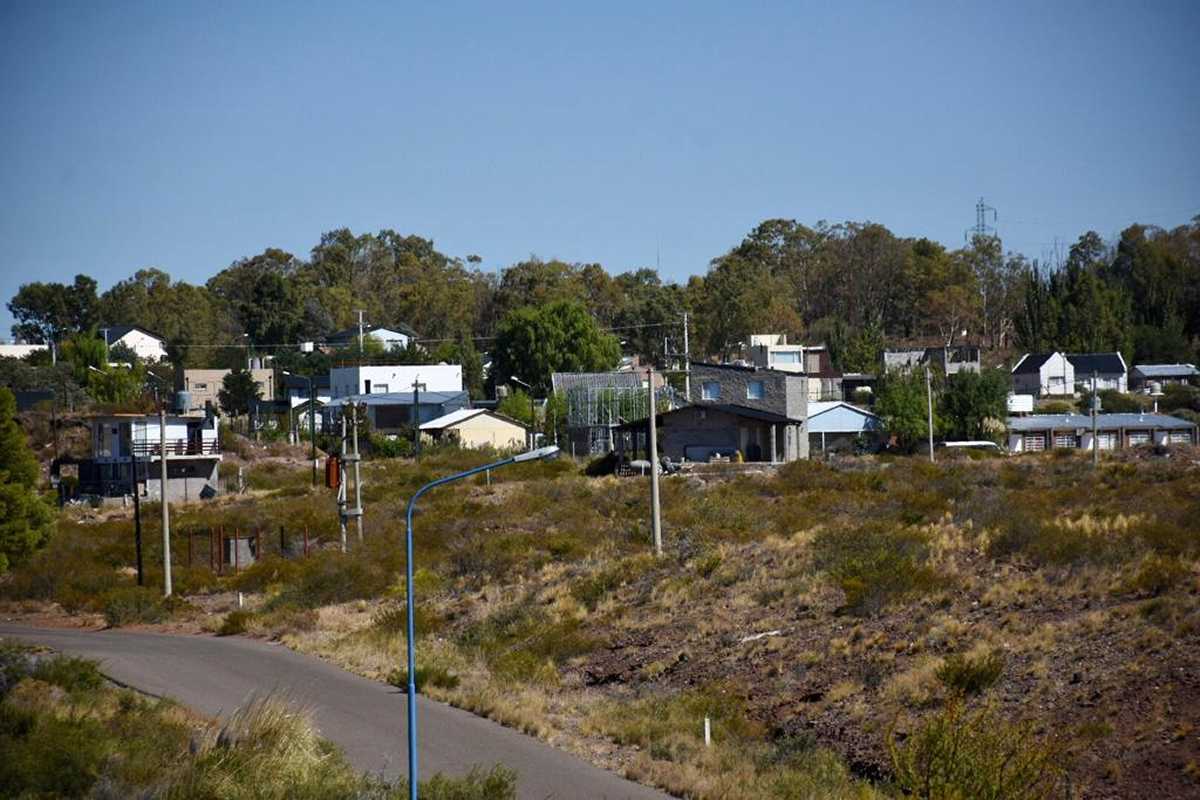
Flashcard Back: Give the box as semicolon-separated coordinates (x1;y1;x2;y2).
159;406;172;597
925;365;935;463
1092;371;1099;468
682;312;691;400
648;368;662;557
352;402;363;542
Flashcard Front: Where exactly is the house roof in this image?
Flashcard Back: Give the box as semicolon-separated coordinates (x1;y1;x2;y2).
690;360;799;377
1132;363;1198;378
807;401;882;433
102;325;164;345
1007;413;1196;432
551;372;644;393
324;390;468;408
327;323;418;343
419;408;527;431
1066;352;1126;375
282;373;331;390
1011;352;1057;374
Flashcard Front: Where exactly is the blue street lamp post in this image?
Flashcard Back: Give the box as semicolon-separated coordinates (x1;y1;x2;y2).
403;445;560;799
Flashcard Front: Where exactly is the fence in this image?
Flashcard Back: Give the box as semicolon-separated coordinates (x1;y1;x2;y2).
179;524;321;574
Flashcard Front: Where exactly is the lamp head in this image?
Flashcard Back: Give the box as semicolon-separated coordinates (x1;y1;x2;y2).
513;445;560;463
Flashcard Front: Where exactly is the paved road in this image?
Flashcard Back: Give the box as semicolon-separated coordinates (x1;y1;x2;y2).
0;624;671;800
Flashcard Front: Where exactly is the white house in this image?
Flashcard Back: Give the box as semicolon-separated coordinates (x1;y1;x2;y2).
79;412;222;501
101;326;168;362
1066;353;1127;393
806;400;883;453
327;325;416;352
1011;352;1074;397
328;364;463;399
0;343;48;359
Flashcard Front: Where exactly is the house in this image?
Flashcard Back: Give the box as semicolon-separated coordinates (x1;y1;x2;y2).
1066;353;1127;393
616;403;807;464
745;336;842;400
690;362;808;421
73;412;222;501
282;373;332;407
1011;352;1074;397
883;345;981;376
322;390;469;435
807;401;883;453
1131;364;1199;390
551;371;666;456
100;326;168;362
1006;413;1197;452
328;364;462;399
419;408;528;450
176;368;275;413
326;324;417;352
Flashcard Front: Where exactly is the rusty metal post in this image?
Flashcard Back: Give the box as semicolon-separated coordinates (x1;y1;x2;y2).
303;525;309;556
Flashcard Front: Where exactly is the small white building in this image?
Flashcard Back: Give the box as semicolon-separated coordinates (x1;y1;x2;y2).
0;343;48;359
1011;352;1074;397
1066;353;1127;393
806;401;883;453
420;408;528;450
78;412;222;501
328;364;463;399
327;325;416;352
101;326;168;362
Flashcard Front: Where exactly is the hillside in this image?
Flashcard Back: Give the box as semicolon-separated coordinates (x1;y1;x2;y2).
3;448;1198;798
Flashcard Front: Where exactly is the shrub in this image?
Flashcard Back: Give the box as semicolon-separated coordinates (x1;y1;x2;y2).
936;650;1005;696
889;701;1073;800
30;655;105;693
387;663;461;691
813;524;942;615
1121;555;1189;597
218;610;255;636
100;585;168;627
398;765;518;800
372;602;444;636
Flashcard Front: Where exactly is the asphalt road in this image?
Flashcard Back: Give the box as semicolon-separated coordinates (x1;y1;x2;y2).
0;624;671;800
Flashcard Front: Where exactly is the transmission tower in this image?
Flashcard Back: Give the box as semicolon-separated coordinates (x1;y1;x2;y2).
964;197;998;242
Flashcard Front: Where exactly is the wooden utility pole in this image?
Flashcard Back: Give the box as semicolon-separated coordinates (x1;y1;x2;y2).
925;365;935;464
159;405;173;596
647;368;662;557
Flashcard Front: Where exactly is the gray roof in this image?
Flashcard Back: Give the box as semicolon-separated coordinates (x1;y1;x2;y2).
551;372;643;393
324;391;467;408
1066;352;1126;375
1012;352;1057;375
1132;364;1198;378
1007;413;1196;432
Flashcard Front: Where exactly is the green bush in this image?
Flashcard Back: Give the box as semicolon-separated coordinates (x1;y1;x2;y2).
101;585;168;627
398;765;518;800
936;650;1005;696
387;663;461;691
1121;555;1189;596
218;609;255;636
889;701;1073;800
813;524;942;615
30;655;105;693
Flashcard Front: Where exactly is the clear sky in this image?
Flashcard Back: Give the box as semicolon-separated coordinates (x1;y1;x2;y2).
2;1;1197;336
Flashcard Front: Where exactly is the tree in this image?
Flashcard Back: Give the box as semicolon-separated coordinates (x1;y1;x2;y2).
8;275;99;344
87;364;148;406
0;388;53;571
59;332;109;384
218;368;261;417
875;369;937;453
940;369;1009;442
492;301;620;394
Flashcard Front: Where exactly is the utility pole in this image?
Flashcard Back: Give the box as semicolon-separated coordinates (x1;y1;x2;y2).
412;377;425;459
159;401;173;597
647;368;662;557
1092;371;1099;468
127;440;143;586
338;413;348;553
682;312;691;400
924;365;935;464
350;402;363;542
309;375;317;487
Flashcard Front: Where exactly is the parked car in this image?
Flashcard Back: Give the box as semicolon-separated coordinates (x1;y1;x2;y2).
938;440;1007;454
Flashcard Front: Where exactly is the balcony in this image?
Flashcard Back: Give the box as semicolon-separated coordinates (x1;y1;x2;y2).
129;439;221;457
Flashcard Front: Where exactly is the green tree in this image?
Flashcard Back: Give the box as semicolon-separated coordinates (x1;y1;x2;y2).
218;368;262;417
87;364;148;406
0;388;53;571
492;301;620;394
875;369;937;453
8;275;99;344
59;332;109;384
940;368;1009;441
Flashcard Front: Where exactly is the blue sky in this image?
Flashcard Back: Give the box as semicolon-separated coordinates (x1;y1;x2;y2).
2;1;1197;336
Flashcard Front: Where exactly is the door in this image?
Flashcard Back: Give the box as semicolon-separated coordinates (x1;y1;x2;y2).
1053;432;1077;449
1023;433;1045;452
1128;431;1151;447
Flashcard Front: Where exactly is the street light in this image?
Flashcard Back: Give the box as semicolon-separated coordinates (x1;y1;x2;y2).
509;375;536;447
282;370;318;487
402;445;559;799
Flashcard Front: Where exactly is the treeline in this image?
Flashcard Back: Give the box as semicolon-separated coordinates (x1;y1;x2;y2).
7;217;1200;378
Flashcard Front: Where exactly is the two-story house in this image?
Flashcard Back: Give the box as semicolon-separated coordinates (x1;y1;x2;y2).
77;411;222;501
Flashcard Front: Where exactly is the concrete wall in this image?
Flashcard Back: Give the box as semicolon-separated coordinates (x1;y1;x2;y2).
179;369;274;411
329;364;462;398
112;329;168;362
438;414;526;450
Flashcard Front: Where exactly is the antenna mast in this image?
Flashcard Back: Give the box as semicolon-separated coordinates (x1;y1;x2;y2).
964;197;998;242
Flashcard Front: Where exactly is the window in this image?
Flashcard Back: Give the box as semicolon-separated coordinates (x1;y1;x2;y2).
772;351;801;364
364;380;371;394
374;384;388;393
746;380;765;400
193;382;208;391
701;381;720;401
1053;433;1077;449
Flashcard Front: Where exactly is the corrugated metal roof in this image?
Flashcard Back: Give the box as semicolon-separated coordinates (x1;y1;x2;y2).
551;372;643;393
1012;352;1056;374
420;408;528;431
1007;413;1196;431
1133;364;1198;378
1067;352;1126;375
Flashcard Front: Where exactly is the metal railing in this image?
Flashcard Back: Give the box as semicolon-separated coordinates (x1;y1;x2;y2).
129;439;220;457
